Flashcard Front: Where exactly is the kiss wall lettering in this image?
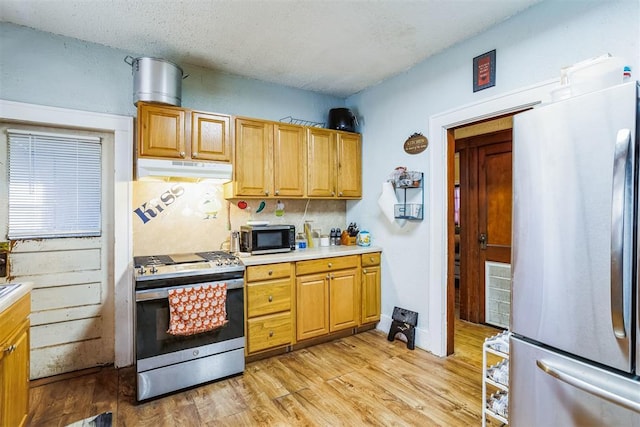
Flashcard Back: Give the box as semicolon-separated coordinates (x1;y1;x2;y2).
134;185;185;224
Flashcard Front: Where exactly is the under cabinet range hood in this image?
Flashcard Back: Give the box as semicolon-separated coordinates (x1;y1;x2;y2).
136;158;232;182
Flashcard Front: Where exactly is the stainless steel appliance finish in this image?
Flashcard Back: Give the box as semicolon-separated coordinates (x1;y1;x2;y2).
134;251;245;401
239;224;296;255
511;81;640;424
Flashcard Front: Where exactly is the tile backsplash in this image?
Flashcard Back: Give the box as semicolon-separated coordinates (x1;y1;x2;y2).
133;181;347;256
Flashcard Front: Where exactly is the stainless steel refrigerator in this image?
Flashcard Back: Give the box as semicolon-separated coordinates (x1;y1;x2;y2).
511;81;640;426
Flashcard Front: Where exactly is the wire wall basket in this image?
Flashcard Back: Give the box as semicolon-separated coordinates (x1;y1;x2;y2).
279;116;325;128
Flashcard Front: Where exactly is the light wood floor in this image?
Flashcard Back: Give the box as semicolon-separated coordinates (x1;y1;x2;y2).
27;320;499;426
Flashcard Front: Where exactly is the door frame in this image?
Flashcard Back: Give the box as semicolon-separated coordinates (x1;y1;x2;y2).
427;78;558;356
0;99;134;367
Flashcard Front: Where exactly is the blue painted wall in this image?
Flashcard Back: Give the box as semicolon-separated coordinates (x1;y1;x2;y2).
0;22;343;123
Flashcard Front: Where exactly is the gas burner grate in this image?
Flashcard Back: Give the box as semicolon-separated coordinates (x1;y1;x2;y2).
196;251;236;261
134;255;174;268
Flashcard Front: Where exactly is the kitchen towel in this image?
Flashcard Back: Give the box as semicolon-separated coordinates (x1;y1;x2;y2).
167;283;228;336
377;181;406;227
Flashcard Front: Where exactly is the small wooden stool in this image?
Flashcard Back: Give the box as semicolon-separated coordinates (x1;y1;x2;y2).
387;306;418;350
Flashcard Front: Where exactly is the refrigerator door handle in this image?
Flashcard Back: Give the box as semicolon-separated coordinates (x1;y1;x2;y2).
537;359;640;413
610;128;631;339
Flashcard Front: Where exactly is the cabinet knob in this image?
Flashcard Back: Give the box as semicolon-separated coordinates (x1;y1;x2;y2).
339;192;343;197
326;274;330;279
331;191;335;196
269;331;274;337
265;190;269;196
192;152;198;158
268;295;273;302
179;151;186;158
275;190;279;195
363;269;367;274
370;257;374;262
268;270;273;275
328;262;332;268
4;344;15;354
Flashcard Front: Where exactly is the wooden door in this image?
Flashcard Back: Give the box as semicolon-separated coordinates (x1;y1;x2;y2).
457;129;512;324
329;268;359;332
296;273;329;340
273;123;306;197
235;118;272;197
307;128;335;197
336;132;362;198
361;265;381;324
138;103;186;158
0;321;29;427
191;111;231;162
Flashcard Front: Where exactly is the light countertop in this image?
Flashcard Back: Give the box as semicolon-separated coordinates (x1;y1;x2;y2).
0;282;33;314
240;245;382;266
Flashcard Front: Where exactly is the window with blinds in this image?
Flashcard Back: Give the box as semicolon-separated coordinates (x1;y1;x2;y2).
7;129;102;239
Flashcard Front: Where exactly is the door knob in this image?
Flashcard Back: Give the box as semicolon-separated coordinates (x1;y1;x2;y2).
479;233;487;250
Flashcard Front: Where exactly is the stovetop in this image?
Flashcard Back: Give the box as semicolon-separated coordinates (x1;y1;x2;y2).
134;251;244;282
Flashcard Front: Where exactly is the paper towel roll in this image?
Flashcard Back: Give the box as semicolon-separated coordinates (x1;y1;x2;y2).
378;181;398;224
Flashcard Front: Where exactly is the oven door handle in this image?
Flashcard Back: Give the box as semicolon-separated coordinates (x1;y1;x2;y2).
136;278;244;302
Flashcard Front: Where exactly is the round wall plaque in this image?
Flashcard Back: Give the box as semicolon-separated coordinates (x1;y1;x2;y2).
404;133;428;155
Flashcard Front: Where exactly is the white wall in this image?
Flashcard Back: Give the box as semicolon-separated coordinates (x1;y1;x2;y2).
347;0;640;355
0;22;344;123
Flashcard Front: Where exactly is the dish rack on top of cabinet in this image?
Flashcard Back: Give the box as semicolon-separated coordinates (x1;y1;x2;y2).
482;331;511;426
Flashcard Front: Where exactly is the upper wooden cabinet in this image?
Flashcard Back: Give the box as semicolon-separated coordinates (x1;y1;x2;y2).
227;118;305;198
137;102;231;162
307;128;362;198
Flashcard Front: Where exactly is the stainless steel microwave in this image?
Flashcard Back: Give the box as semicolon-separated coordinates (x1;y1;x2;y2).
239;225;296;255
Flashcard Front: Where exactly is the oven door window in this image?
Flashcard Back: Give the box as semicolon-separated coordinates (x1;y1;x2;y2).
136;287;243;360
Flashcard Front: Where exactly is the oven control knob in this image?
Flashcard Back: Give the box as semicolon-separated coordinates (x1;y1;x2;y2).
150;266;158;274
193;349;199;357
216;260;223;266
138;266;146;275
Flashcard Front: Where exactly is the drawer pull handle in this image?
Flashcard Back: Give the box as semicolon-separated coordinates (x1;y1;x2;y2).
268;295;273;302
269;331;274;337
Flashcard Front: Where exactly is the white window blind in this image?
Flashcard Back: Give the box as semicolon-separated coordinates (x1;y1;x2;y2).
7;129;102;239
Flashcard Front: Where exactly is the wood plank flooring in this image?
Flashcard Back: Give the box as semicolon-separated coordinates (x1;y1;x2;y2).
27;320;499;426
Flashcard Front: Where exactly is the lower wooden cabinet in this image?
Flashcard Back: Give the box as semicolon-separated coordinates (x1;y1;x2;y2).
361;252;381;324
0;292;30;427
245;263;295;354
296;255;360;341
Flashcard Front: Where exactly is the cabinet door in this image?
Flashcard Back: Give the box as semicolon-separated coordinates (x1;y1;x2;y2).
307;128;335;197
361;265;381;324
235;118;273;196
191;112;231;162
296;273;329;340
336;132;362;198
273;123;306;197
329;268;359;332
138;103;186;158
0;321;29;427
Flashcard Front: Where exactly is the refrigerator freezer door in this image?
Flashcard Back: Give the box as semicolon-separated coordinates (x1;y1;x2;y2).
511;337;640;426
512;82;637;373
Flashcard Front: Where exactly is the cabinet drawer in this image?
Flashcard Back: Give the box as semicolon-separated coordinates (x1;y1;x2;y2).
246;279;292;318
296;255;359;276
246;263;291;282
361;252;381;267
247;312;292;353
0;293;30;343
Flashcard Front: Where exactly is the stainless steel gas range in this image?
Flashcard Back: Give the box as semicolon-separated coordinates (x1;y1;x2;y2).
133;251;245;401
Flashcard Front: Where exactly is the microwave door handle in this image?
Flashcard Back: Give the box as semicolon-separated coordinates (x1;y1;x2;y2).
537;359;640;413
610;129;630;339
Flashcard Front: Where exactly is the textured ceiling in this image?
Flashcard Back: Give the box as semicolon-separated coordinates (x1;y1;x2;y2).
1;0;541;97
